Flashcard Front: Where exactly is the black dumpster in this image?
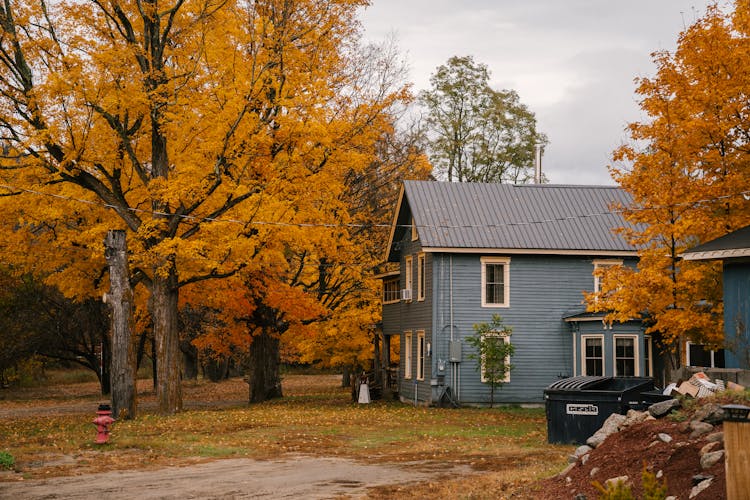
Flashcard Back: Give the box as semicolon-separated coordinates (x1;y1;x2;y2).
636;389;673;410
544;376;656;444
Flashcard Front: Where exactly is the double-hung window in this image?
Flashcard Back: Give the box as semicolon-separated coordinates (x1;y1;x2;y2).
480;333;512;383
481;257;510;307
686;342;725;368
404;255;413;301
614;335;638;376
582;335;604;376
382;277;400;304
593;259;622;295
416;331;425;380
417;254;425;301
404;331;412;379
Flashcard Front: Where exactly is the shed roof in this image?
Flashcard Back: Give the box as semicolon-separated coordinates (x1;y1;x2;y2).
682;225;750;261
387;181;639;261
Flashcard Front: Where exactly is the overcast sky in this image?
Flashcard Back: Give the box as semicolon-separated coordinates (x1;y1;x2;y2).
359;0;720;185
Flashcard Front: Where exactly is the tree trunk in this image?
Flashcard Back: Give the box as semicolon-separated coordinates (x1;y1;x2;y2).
104;230;136;420
246;329;282;403
204;356;229;382
152;269;182;413
373;331;383;390
342;365;351;388
151;335;157;390
99;332;112;396
181;340;199;380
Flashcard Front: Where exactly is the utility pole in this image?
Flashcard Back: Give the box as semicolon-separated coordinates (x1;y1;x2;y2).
104;230;137;419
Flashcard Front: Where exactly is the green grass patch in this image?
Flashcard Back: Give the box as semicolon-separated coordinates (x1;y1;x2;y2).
0;451;15;470
0;374;568;483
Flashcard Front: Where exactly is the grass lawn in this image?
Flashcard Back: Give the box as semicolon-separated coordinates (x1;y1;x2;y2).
0;373;571;498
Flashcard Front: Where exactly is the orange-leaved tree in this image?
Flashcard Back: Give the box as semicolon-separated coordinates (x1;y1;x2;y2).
589;2;750;368
0;0;412;412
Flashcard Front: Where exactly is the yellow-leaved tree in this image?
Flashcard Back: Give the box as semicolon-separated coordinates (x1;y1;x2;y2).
0;0;417;412
590;1;750;369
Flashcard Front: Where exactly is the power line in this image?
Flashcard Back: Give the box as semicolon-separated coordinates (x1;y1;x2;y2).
1;182;749;231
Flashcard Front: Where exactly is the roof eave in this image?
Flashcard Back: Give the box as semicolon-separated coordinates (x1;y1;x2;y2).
421;247;639;257
384;184;406;263
682;248;750;261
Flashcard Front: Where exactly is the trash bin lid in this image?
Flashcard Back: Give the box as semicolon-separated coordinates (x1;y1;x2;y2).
546;375;609;390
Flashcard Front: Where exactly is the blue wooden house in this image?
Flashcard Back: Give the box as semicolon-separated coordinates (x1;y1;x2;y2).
683;225;750;370
380;180;651;405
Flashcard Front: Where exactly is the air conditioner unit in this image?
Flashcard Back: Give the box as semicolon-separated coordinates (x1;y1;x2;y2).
400;289;412;301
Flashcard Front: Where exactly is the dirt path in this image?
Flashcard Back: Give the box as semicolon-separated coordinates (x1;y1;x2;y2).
0;456;471;499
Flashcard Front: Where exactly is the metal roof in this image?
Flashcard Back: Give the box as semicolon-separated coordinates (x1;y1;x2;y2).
387;181;639;260
682;225;750;261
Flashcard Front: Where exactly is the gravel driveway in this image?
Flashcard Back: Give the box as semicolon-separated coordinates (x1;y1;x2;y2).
0;456;471;499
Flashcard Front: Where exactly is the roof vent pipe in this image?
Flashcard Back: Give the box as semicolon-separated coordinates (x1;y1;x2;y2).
534;144;543;184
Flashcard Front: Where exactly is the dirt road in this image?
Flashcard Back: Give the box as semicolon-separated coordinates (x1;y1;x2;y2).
0;456;470;499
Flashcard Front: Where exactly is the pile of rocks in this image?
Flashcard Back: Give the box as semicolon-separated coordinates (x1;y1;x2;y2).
556;398;728;499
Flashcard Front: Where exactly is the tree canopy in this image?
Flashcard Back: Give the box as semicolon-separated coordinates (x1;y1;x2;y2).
0;0;426;412
419;55;547;183
466;314;514;408
589;1;750;364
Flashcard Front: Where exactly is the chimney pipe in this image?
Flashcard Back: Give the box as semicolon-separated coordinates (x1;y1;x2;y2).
534;144;543;184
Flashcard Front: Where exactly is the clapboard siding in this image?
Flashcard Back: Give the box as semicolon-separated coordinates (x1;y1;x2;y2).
430;253;629;404
381;181;645;406
574;319;644;378
395;235;433;403
721;261;750;369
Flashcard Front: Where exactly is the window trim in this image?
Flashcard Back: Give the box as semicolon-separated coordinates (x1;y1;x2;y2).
382;276;400;304
404;255;413;301
416;330;425;381
480;332;512;383
404;331;412;379
593;259;623;294
613;334;639;376
686;341;725;368
417;253;425;301
481;256;510;308
581;335;605;376
644;335;653;377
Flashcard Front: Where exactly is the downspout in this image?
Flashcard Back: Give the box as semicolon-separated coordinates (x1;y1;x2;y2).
450;255;454;342
450;255;458;400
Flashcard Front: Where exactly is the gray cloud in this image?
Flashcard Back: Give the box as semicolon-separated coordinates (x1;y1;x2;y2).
360;0;717;185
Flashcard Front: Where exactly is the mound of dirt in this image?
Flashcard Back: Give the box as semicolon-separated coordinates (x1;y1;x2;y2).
531;405;728;499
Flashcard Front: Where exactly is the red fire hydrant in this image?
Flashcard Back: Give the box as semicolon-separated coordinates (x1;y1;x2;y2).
93;404;115;444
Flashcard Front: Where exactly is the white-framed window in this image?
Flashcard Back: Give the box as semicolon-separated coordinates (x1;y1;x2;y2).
404;255;413;300
411;217;418;241
582;335;604;376
686;342;725;368
416;331;425;381
417;253;425;301
404;331;412;379
383;277;400;304
614;335;638;376
593;259;622;294
481;256;510;307
480;333;512;383
644;335;653;377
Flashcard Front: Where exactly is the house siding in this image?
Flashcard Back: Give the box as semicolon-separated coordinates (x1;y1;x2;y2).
573;320;645;377
430;253;639;404
394;233;433;403
723;261;750;369
381;181;646;406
